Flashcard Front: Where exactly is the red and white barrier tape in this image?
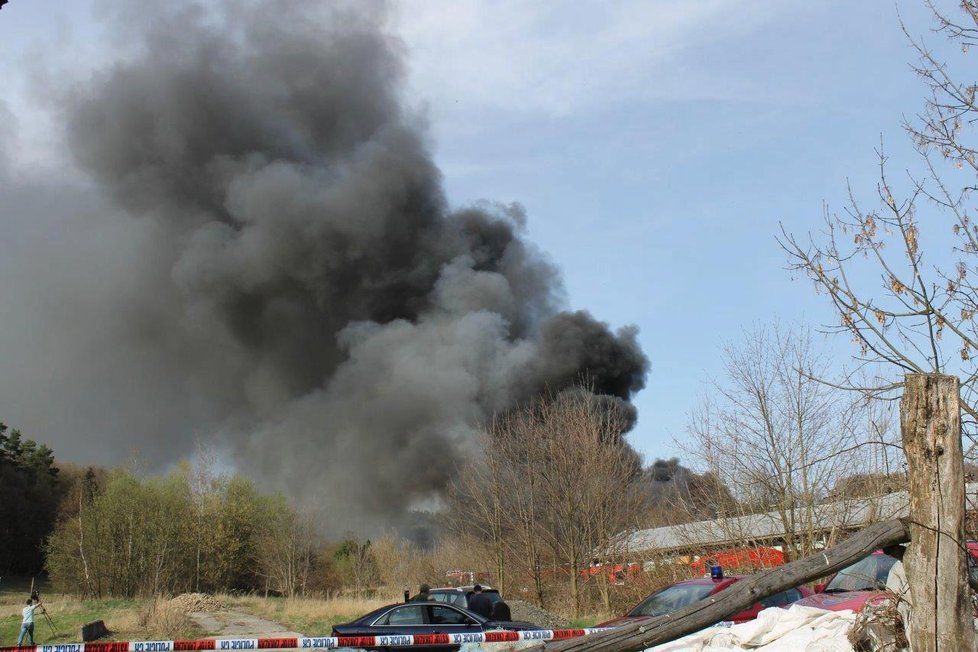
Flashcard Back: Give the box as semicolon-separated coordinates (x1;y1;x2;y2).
0;628;614;652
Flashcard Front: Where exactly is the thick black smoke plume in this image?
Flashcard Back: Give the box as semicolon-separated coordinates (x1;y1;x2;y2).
0;0;647;531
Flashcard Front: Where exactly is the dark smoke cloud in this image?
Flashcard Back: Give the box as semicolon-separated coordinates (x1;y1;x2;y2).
641;458;735;525
0;0;648;532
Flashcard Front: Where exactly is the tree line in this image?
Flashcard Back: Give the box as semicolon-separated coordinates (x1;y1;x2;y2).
2;365;903;611
0;422;59;576
0;431;402;599
44;462;325;598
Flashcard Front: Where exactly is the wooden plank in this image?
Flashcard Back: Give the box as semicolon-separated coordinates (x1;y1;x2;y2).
901;374;975;651
532;518;910;651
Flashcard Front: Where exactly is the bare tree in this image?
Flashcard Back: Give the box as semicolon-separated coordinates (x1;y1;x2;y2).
187;444;219;593
779;2;978;451
445;425;510;594
333;535;379;600
450;386;645;617
256;504;317;597
371;534;437;595
679;324;870;559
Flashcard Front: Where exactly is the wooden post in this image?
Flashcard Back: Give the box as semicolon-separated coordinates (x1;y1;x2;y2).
901;374;975;651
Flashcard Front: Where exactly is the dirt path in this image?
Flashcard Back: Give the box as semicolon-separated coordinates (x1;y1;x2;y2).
188;610;304;638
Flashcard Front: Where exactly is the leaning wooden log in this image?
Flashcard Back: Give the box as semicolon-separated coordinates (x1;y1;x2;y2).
531;518;910;652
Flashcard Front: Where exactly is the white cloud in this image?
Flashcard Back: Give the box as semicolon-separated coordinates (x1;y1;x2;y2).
391;0;804;118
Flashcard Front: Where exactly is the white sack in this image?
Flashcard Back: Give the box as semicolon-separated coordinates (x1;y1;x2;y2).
648;605;856;652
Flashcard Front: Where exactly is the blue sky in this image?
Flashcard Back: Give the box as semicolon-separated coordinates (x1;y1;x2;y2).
391;0;943;461
0;0;953;465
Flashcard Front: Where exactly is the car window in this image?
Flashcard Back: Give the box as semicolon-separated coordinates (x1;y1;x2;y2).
825;555;897;592
760;588;801;608
375;605;425;626
430;593;454;604
430;605;475;625
630;584;717;617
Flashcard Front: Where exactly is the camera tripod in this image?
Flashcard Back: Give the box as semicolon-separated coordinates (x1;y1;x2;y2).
29;580;59;638
38;606;58;636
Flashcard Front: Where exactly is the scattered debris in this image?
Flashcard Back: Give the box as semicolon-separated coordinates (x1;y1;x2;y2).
168;593;226;613
848;598;907;652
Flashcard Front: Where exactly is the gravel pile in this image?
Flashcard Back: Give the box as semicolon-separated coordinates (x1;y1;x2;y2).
169;593;226;613
507;600;572;630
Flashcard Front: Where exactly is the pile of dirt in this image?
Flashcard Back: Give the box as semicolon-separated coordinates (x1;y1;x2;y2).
168;593;226;613
507;600;573;630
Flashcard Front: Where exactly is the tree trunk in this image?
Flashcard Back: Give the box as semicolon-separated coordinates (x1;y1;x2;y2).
569;548;580;619
495;545;505;597
596;568;610;613
901;374;975;651
76;494;93;599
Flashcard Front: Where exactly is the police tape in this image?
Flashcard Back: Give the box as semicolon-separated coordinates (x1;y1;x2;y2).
0;628;615;652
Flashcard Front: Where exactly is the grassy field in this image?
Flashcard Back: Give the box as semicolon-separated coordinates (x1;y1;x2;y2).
0;578;202;646
0;579;396;643
0;580;579;643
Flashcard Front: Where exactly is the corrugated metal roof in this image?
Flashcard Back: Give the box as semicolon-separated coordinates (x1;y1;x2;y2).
620;483;978;555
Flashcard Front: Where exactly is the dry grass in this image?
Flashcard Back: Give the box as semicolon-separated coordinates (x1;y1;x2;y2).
133;600;198;639
0;595;201;644
222;594;394;634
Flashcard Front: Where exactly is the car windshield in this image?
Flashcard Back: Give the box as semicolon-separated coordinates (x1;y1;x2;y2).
825;554;897;592
629;583;717;617
431;592;461;604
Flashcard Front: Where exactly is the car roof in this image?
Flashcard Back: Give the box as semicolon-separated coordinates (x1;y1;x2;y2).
431;585;498;592
351;601;490;626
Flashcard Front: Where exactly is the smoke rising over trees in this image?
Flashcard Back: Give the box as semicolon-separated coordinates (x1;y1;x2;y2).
446;388;646;617
0;0;647;531
640;457;736;525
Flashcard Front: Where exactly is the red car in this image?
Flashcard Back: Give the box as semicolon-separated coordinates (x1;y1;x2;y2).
599;574;813;627
795;543;978;612
792;550;897;612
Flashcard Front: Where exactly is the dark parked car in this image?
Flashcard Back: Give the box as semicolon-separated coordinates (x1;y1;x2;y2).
331;601;538;651
429;585;502;609
599;575;813;627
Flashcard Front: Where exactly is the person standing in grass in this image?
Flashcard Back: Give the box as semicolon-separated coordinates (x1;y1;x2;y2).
17;597;41;646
